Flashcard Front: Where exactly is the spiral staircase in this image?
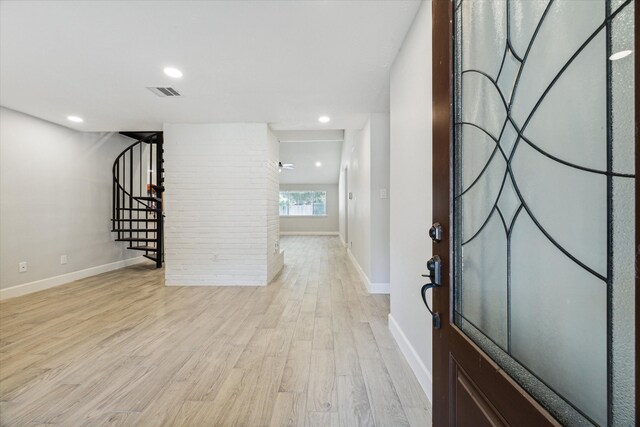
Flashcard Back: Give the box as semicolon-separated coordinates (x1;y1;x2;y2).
112;132;164;267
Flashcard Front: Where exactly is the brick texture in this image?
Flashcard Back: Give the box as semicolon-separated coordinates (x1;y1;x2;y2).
163;123;283;286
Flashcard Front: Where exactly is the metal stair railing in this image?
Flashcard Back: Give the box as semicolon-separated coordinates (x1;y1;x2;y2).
111;133;164;267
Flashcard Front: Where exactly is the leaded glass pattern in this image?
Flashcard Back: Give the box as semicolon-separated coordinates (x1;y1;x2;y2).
452;1;635;425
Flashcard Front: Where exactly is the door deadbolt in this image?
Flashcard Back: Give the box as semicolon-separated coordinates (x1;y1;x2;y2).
429;222;443;243
422;255;442;286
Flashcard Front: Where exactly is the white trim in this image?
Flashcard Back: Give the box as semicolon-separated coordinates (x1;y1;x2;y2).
279;215;328;218
165;281;267;287
0;257;147;301
268;251;285;283
369;282;390;294
280;231;339;236
346;248;389;295
339;234;347;247
347;247;370;292
388;313;433;403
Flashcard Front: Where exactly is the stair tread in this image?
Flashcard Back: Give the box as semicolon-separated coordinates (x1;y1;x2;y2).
116;207;158;211
112;229;157;232
116;238;157;242
112;218;158;222
134;196;162;202
128;246;158;252
143;254;158;262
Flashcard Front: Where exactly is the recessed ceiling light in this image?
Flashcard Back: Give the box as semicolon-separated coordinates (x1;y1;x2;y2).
609;50;632;61
164;67;183;78
67;115;83;123
318;116;330;123
315;161;322;167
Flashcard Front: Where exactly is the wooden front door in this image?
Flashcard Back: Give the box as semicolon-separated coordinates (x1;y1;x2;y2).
429;0;637;425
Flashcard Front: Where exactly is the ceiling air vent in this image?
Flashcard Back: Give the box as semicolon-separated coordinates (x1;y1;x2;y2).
147;87;182;97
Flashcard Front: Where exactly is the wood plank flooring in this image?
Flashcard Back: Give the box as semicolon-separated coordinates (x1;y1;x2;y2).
0;236;431;426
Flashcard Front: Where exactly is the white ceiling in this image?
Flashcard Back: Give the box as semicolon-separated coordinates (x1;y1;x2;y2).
276;130;343;184
0;1;420;132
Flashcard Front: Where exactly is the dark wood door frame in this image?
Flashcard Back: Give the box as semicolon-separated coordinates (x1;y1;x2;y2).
430;0;453;420
431;0;639;424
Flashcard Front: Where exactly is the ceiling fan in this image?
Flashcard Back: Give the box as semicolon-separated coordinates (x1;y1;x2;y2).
279;161;294;172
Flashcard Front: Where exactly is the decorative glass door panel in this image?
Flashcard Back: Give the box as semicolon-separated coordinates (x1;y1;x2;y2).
453;0;635;425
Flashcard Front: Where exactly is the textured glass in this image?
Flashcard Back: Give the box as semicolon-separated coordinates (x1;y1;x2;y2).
611;4;634;175
509;0;549;58
499;120;519;159
495;173;521;229
511;143;607;279
610;1;635;425
496;49;521;103
461;71;507;138
524;33;607;172
461;141;505;242
611;178;635;426
510;1;604;126
461;214;508;350
461;125;498;191
511;213;607;425
461;0;506;77
453;0;635;425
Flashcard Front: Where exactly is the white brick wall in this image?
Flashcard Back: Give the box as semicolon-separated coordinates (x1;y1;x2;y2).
164;123;281;286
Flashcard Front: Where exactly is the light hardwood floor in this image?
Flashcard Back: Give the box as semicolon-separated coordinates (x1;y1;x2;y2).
0;236;431;426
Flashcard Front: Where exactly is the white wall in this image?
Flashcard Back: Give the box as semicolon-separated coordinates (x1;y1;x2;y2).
267;129;284;281
279;184;339;234
0;107;142;295
388;0;433;401
338;166;346;244
370;113;390;284
338;117;391;292
348;123;372;280
163;123;283;286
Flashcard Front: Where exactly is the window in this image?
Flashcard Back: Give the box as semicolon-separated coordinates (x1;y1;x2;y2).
279;191;327;216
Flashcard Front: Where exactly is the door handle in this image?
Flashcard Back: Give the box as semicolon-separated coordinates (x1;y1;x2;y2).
421;283;441;329
421;255;442;329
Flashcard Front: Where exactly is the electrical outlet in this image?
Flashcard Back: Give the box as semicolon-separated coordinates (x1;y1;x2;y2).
18;261;27;273
60;255;68;265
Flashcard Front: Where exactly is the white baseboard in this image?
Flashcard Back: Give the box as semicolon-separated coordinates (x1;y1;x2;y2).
369;282;391;294
280;231;339;236
346;248;389;295
0;256;147;301
165;281;267;287
339;234;346;247
388;313;433;403
347;248;369;293
268;250;285;283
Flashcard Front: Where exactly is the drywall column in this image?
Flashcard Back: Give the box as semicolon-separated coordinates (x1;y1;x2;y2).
347;123;372;282
338;166;347;245
370;113;390;289
339;116;390;293
163;123;283;286
389;0;433;401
